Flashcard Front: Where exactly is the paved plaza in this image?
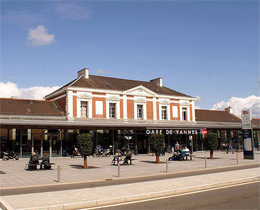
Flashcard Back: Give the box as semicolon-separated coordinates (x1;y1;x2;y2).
0;151;259;210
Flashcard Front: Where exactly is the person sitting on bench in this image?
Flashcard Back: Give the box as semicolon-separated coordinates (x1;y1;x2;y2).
29;152;39;170
40;153;51;169
124;149;132;164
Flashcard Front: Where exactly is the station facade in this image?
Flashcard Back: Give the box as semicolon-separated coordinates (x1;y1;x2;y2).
0;68;259;157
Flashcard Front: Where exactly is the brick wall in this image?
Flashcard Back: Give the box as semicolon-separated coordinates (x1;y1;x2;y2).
146;101;153;120
120;99;123;119
92;97;106;118
73;96;77;117
127;99;134;119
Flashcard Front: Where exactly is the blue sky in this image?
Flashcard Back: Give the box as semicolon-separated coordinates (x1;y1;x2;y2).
1;1;259;115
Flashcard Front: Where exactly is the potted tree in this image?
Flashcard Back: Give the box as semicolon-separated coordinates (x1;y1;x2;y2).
77;133;93;169
150;134;165;163
206;133;218;159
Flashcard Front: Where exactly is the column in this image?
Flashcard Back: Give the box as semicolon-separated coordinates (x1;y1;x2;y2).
19;129;22;158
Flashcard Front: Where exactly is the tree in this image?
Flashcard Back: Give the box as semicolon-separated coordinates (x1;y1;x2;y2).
77;133;93;169
150;134;165;163
205;133;218;159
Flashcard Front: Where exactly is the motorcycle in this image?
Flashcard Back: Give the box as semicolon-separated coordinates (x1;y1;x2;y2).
71;147;81;158
103;145;113;157
93;145;104;157
2;151;19;161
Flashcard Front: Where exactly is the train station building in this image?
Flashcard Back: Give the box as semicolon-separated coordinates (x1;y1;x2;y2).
0;68;259;157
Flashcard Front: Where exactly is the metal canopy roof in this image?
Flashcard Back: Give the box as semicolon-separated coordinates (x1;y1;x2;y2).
0;117;253;130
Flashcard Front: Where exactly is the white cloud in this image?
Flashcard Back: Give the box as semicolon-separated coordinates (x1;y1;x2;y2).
211;95;260;118
55;3;92;20
27;25;55;46
0;82;60;100
97;68;109;75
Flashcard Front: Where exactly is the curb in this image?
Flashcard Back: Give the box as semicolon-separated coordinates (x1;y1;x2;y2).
1;162;259;191
11;176;260;210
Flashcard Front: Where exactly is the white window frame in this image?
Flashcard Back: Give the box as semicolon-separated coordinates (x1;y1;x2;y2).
159;104;170;120
80;101;89;118
134;100;147;120
180;105;190;121
106;96;120;119
77;98;92;118
109;103;116;119
137;104;144;120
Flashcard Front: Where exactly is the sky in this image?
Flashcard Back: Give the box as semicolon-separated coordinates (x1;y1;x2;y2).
1;1;259;118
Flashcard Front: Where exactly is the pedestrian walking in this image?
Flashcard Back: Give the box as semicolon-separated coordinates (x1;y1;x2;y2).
227;139;234;154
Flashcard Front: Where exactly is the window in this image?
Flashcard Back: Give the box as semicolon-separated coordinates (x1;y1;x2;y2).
109;103;116;118
172;106;178;118
182;107;187;121
161;106;167;120
81;102;88;118
137;105;143;119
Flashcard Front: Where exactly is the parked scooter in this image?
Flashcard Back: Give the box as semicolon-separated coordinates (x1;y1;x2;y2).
93;145;104;157
2;151;19;161
71;147;81;158
103;145;113;157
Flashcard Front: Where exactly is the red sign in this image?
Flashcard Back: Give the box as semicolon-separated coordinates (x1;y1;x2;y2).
201;129;208;135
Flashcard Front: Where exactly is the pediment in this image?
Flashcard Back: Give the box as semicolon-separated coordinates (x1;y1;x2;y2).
124;85;156;96
78;94;92;99
135;98;146;103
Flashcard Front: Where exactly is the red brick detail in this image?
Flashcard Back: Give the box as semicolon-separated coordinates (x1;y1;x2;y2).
120;95;123;97
157;102;159;120
73;96;77;117
170;99;179;101
73;91;77;93
170;103;180;121
120;99;123;119
127;95;134;98
127;99;134;119
93;92;106;96
55;96;66;114
146;101;153;120
92;97;106;118
146;97;153;100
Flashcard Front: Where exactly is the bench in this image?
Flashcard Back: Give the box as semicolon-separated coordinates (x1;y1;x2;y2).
25;157;52;170
180;151;190;160
169;151;190;161
112;155;134;165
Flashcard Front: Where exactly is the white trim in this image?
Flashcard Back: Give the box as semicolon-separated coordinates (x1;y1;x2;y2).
106;96;120;119
180;105;190;121
124;85;157;96
134;97;147;120
123;95;127;120
67;90;73;118
77;97;92;118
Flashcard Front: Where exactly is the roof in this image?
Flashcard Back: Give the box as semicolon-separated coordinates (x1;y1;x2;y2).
46;75;192;98
195;109;241;123
0;98;65;116
252;119;260;126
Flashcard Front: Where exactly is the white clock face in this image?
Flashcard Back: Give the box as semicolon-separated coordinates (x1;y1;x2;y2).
243;116;249;122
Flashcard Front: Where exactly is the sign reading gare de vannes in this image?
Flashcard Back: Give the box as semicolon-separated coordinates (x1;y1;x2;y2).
146;129;200;135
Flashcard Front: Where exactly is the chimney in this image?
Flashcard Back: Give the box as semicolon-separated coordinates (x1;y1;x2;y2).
150;77;163;87
77;68;89;79
225;106;234;114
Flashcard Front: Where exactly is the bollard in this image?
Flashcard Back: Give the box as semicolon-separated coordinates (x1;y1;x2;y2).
166;159;169;173
236;154;239;165
205;156;207;168
57;166;61;182
118;155;120;177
